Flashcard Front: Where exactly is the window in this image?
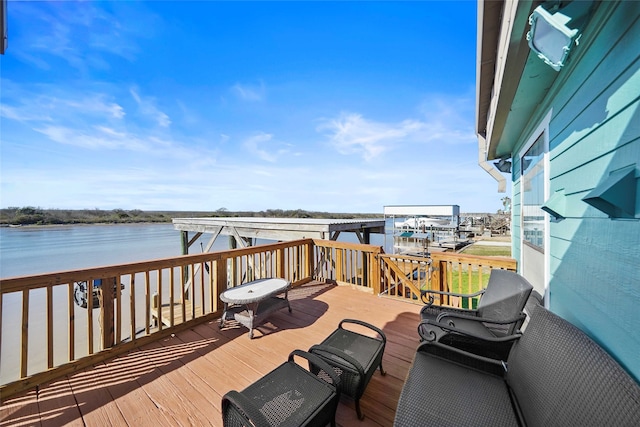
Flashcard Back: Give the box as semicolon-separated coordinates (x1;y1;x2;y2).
522;134;546;250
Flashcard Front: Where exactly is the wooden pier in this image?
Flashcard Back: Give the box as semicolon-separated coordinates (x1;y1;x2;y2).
172;217;385;253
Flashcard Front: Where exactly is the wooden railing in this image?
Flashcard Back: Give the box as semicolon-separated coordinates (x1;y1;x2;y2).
0;238;515;400
379;252;517;307
311;239;382;293
0;239;314;399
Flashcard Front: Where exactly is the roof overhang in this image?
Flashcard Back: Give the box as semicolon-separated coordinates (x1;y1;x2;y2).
476;0;558;164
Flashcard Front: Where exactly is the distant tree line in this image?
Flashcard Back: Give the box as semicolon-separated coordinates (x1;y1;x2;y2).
0;207;381;226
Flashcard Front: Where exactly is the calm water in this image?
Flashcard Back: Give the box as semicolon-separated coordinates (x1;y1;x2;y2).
0;223;224;278
0;222;390;278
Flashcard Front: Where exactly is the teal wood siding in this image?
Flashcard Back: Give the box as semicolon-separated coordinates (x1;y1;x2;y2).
511;1;640;381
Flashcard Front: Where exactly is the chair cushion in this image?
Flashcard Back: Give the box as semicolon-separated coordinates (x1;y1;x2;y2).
394;350;518;427
477;270;533;330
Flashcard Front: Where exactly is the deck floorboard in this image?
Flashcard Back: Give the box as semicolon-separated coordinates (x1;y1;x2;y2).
1;282;422;427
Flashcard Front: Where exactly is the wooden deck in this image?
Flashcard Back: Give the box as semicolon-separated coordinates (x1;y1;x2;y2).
0;282;422;427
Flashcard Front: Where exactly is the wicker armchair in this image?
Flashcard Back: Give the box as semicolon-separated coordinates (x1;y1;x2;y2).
222;350;341;427
419;269;533;338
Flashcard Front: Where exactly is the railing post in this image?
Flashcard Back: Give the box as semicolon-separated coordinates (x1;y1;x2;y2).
215;256;228;311
336;249;344;283
306;241;313;281
438;260;449;305
428;254;444;305
276;247;284;278
99;277;115;349
371;250;381;294
361;250;369;288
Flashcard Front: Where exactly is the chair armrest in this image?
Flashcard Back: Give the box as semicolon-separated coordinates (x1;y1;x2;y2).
436;311;526;325
421;304;478;317
420;288;485;305
419;319;523;343
222;390;272;426
289;349;341;390
416;340;507;376
339;319;387;345
308;344;365;383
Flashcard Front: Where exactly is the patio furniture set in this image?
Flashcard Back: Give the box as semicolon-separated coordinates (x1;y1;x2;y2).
218;270;640;426
222;318;386;426
395;269;640;426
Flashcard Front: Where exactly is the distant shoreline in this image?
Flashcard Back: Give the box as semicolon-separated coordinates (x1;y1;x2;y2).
0;207;382;227
1;222;172;228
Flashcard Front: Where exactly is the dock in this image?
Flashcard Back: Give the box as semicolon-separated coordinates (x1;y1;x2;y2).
172;217;386;252
151;299;200;327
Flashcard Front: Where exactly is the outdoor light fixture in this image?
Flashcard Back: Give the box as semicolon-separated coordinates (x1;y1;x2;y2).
527;2;592;71
494;158;512;174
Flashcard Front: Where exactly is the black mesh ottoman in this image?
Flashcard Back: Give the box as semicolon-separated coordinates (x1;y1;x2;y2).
309;319;387;420
222;350;341;427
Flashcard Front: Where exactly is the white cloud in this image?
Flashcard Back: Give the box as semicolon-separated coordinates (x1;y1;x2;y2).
243;132;278;162
33;125;148;151
317;112;426;161
66;97;126;120
0;83;125;124
130;88;171;128
10;1;155;71
0;104;52;122
232;82;266;102
417;94;477;145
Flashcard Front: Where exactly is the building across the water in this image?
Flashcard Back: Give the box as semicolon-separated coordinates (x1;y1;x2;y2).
383;205;469;256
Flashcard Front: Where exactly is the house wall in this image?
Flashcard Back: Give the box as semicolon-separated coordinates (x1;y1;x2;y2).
509;1;640;381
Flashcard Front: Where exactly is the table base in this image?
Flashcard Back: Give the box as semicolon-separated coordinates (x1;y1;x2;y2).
220;295;291;338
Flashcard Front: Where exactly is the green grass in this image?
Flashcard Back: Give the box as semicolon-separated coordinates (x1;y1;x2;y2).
444;268;491;309
460;245;511;257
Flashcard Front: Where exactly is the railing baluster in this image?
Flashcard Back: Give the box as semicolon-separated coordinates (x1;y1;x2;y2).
167;267;173;328
21;289;29;378
115;275;122;345
87;281;94;354
200;260;206;316
180;265;186;324
130;273;136;342
189;264;196;320
47;286;53;369
209;261;215;313
68;283;75;361
145;271;151;335
154;268;164;331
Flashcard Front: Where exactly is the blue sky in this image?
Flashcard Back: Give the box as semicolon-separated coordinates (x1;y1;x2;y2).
1;1;506;214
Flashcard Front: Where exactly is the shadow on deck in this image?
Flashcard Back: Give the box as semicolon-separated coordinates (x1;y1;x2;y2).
0;282;422;427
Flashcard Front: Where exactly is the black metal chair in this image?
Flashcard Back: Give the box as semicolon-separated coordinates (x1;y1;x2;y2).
309;319;386;420
418;269;533;359
222;350;341;427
